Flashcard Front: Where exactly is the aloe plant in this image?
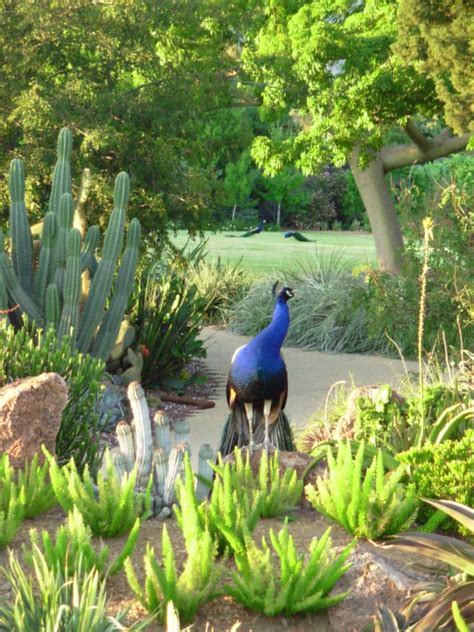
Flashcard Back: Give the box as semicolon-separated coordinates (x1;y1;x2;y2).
0;127;140;361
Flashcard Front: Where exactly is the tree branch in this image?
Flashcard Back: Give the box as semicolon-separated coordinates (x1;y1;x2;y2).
380;129;471;172
404;118;431;153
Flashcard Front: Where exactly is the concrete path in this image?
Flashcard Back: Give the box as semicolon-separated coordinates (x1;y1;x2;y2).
188;326;417;462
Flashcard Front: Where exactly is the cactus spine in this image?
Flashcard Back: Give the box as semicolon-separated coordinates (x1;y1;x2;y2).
9;159;34;296
77;172;128;354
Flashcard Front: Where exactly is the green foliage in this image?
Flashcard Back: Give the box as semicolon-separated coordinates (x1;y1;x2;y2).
185;257;252;325
0;491;23;551
9;454;56;519
306;442;419;540
211;449;303;519
0;325;104;472
0;547;142;631
230;253;384;353
225;521;353;616
397;431;474;534
130;254;206;385
125;524;221;625
175;453;262;555
223;150;259;212
47;450;152;538
24;506;140;579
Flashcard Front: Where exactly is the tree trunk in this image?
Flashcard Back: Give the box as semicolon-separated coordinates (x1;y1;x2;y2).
277;202;281;225
350;155;404;274
232;204;237;222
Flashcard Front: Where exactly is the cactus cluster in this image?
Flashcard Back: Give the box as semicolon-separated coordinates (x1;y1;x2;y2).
110;382;215;518
0;128;140;361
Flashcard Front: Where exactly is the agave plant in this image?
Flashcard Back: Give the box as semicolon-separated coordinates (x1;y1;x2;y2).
375;499;474;631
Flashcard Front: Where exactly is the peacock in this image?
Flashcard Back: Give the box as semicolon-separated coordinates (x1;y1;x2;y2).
283;230;315;242
219;282;295;456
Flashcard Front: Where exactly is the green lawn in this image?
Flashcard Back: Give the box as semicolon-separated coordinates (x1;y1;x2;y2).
171;230;376;274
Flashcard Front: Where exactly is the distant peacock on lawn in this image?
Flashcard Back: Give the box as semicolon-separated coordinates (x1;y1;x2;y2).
219;282;295;456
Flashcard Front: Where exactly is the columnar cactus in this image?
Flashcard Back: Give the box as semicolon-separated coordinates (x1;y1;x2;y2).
109;382;216;518
0;127;140;361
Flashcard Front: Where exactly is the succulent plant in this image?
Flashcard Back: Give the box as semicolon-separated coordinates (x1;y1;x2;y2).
0;127;140;361
110;381;215;518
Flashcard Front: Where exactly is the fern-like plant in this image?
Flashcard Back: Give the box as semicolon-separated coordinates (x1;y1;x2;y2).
16;454;57;518
47;449;152;537
211;449;303;518
0;491;24;550
125;524;222;625
306;441;419;539
225;521;354;616
175;453;262;554
0;547;146;631
24;506;140;578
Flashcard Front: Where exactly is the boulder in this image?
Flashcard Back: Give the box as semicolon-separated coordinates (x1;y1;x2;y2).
0;372;68;466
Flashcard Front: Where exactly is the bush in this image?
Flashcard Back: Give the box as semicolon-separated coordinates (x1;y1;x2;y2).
48;450;152;537
225;521;354;616
130;255;206;385
229;253;385;353
0;325;104;473
24;506;140;578
0;547;142;631
397;430;474;533
306;441;419;539
125;525;221;625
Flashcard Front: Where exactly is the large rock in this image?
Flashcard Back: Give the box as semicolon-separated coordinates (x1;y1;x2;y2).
0;372;68;466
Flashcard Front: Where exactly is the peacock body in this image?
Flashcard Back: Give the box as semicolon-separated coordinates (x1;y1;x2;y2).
219;285;295;455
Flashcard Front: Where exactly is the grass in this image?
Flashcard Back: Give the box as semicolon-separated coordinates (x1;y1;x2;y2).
171;230;376;274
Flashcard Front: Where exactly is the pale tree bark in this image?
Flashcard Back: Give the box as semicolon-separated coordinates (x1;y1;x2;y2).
277;202;281;225
232;204;237;222
351;122;471;274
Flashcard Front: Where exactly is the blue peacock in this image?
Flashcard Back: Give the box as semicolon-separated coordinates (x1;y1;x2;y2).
219;282;295;455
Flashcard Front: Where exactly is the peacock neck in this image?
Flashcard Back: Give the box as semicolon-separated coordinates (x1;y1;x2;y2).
251;297;289;355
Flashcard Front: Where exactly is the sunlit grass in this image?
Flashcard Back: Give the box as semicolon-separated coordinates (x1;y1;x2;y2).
171;230;376;275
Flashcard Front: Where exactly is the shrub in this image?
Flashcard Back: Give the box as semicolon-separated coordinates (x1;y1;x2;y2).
230;253;384;353
47;450;152;537
0;325;105;473
306;441;419;539
397;430;474;533
175;454;262;555
125;525;221;625
130;256;206;385
211;449;303;519
0;453;56;519
0;491;23;550
0;547;143;631
225;521;354;616
24;506;141;578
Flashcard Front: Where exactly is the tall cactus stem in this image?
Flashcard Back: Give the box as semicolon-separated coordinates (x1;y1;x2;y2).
153;447;169;498
116;421;136;471
8;159;34;295
57;228;81;342
153;411;171;454
54;192;74;293
195;444;216;501
174;419;191;448
80;225;100;274
45;283;60;330
76;172;129;353
111;449;131;481
0;231;44;326
49;127;73;217
35;211;57;310
128;381;153;490
0;264;9;329
164;443;188;506
92;218;141;360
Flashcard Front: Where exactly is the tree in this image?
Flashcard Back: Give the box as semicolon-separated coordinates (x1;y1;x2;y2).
223;150;259;220
243;0;471;272
260;169;309;225
0;0;254;238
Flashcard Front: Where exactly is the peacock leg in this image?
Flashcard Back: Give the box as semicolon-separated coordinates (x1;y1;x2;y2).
244;402;255;454
263;399;272;454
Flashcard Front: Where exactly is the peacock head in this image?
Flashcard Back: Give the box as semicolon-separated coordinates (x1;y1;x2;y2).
272;281;294;303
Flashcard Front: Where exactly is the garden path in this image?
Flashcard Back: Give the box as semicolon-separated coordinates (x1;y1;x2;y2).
188;326;418;464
